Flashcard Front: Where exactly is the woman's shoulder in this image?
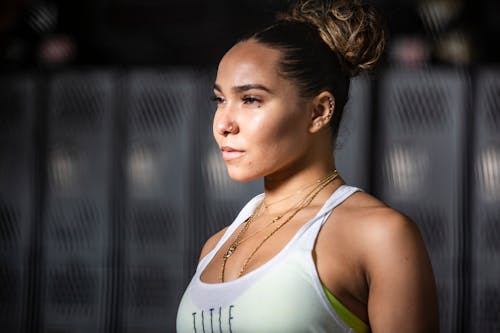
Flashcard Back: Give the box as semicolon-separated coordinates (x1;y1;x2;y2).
325;190;425;258
331;190;429;269
336;190;415;232
330;191;438;331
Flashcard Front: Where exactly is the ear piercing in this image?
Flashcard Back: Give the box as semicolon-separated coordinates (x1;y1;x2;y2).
328;97;334;114
314;97;334;129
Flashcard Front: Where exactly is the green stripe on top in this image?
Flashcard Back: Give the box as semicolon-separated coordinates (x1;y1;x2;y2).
322;285;370;333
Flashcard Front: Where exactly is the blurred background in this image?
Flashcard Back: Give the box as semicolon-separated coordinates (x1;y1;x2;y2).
0;0;499;332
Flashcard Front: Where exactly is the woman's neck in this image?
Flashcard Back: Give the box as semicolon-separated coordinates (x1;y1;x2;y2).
262;164;341;215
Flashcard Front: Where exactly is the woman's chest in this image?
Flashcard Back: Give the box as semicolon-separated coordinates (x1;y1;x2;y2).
177;252;348;333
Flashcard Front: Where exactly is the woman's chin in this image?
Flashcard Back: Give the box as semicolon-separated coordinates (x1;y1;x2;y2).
226;168;261;183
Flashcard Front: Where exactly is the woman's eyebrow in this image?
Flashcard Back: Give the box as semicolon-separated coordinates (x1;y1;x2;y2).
213;83;273;94
233;84;273;94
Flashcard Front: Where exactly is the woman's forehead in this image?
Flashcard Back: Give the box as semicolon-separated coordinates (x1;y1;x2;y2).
215;40;284;90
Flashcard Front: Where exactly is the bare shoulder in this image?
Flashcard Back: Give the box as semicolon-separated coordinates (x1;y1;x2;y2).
327;191;439;331
346;193;432;282
323;190;431;274
198;227;228;262
333;191;423;248
319;190;425;267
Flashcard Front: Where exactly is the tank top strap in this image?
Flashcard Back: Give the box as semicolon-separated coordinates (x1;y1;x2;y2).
298;185;362;251
196;193;265;274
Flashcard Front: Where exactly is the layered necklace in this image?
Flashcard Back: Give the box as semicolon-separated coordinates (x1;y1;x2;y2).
220;169;339;282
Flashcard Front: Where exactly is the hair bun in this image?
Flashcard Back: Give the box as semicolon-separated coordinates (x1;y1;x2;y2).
277;0;386;77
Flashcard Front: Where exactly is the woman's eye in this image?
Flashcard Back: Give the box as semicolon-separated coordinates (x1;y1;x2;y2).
242;96;262;104
210;95;225;104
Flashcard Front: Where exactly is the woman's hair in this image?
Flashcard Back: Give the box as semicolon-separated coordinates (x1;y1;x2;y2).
245;0;386;140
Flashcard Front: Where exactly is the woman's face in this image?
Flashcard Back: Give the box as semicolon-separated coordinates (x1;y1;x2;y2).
213;40;314;182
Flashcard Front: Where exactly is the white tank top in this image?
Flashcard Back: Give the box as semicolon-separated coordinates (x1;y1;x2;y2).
176;185;361;333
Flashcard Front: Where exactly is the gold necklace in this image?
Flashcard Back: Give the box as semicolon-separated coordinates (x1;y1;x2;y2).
236;209;289;245
262;177;326;209
237;175;333;245
240;179;329;245
220;170;338;282
237;170;338;278
219;203;262;277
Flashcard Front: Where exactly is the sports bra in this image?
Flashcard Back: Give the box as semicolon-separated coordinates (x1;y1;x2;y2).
176;185;370;333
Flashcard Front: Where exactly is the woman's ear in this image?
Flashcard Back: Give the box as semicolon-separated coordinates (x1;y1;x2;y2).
309;91;335;133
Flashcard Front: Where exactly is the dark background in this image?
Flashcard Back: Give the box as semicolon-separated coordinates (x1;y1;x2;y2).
1;1;499;332
1;0;500;68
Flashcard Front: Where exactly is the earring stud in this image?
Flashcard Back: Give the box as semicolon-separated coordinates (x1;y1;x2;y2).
328;97;334;113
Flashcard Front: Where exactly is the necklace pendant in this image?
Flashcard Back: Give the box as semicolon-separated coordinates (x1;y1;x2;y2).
223;244;237;259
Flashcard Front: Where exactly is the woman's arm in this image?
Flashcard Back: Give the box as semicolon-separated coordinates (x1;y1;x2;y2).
364;210;439;333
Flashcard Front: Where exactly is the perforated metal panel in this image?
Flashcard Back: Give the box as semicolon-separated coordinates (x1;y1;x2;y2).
335;75;372;190
0;75;36;332
121;70;199;332
374;69;467;333
4;67;497;333
42;71;115;333
470;68;500;333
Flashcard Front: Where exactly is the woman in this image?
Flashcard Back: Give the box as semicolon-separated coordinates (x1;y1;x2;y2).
177;0;439;332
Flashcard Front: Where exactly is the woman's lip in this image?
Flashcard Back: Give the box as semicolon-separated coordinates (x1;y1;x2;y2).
221;145;241;152
220;146;244;160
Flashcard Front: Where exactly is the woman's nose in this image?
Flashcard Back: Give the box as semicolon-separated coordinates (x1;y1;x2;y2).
215;112;239;136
